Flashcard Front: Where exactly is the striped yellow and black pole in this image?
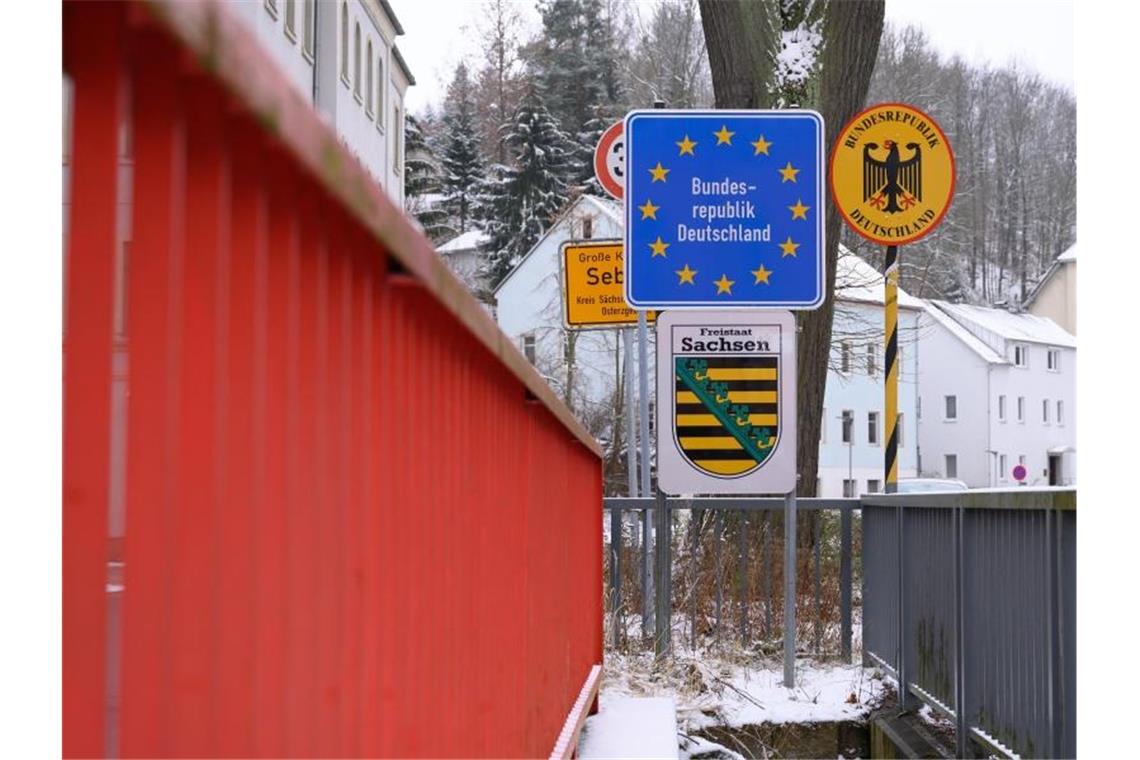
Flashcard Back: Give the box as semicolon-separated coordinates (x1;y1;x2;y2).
884;244;900;493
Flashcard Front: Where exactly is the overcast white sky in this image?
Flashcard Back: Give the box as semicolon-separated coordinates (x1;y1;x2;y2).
393;0;1075;115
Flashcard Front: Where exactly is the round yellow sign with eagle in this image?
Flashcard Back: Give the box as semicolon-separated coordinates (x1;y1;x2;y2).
829;103;955;246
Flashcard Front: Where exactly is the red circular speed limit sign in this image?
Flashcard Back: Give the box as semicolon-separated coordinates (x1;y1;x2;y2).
593;120;624;199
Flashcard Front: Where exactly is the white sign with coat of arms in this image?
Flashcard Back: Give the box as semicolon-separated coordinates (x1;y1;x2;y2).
656;310;797;495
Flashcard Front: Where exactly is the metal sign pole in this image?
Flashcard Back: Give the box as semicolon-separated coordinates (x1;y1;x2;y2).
783;488;797;688
625;328;638;500
638;310;653;636
884;244;899;494
637;310;652;497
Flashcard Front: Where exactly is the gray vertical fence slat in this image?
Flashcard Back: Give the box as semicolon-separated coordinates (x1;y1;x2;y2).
765;512;774;639
783;491;797;688
840;505;852;661
954;505;969;758
813;512;821;654
642;507;652;640
691;509;701;652
609;504;621;649
738;510;747;646
653;488;671;659
1061;509;1076;757
714;509;723;640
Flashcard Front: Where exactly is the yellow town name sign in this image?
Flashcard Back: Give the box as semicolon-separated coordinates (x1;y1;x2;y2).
829;103;955;246
561;240;656;328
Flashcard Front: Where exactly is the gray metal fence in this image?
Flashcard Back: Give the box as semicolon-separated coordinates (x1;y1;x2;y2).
605;489;1076;759
603;497;858;663
861;489;1076;759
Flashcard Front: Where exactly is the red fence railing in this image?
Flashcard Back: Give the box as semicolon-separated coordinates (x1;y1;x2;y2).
63;2;603;756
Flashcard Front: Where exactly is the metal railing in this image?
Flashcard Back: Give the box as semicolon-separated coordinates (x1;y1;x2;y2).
62;2;602;757
606;489;1076;760
862;489;1075;759
603;497;858;662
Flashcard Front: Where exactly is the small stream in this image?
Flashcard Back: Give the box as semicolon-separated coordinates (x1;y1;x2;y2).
688;720;871;759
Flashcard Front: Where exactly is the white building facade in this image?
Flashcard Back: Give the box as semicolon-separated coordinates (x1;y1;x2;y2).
816;251;922;497
494;195;634;414
1026;245;1076;335
917;301;1076;487
231;0;413;203
437;229;490;291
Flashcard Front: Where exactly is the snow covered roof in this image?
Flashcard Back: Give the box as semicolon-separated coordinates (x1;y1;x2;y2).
437;229;488;254
419;192;447;208
922;301;1007;365
492;194;622;295
835;245;923;310
1024;243;1075;306
580;194;623;225
929;300;1077;349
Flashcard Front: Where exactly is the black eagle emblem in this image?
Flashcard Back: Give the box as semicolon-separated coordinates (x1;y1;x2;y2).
863;140;922;214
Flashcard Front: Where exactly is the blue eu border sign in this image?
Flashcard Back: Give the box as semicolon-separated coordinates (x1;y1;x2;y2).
623;109;825;310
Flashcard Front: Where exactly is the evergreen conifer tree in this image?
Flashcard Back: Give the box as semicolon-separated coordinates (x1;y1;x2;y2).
478;88;573;286
527;0;625;189
404;113;455;244
440;63;485;233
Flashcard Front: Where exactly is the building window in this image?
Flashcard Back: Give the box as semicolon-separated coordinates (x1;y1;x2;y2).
1057;400;1064;425
353;23;362;101
583;217;593;239
302;0;314;59
867;479;881;494
998;394;1007;422
1042;398;1050;424
340;4;349;83
820;408;827;444
1013;343;1029;367
284;0;296;41
376;53;387;130
841;410;853;444
522;333;536;364
945;454;958;479
842;479;856;498
1018;454;1026;466
868;411;880;445
897;413;905;447
840;341;851;373
366;40;374;117
999;454;1007;479
1017;396;1025;423
866;343;877;376
393;106;401;172
1047;349;1060;371
265;0;278;18
944;395;957;421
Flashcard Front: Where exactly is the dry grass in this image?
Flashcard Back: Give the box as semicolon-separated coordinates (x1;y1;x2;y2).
603;509;863;658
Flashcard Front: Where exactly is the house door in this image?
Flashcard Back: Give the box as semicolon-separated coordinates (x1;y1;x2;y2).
1048;454;1062;486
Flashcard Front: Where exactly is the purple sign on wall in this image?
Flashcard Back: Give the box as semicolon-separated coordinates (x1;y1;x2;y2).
1013;464;1028;482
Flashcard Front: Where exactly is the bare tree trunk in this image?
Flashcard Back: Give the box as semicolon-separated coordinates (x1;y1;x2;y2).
563;329;578;409
796;1;885;495
699;0;779;108
700;0;884;497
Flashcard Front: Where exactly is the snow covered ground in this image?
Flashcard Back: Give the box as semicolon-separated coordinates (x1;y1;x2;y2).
590;650;888;758
578;697;680;760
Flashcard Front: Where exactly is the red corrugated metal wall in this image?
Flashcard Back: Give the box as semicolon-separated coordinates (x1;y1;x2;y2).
62;3;603;757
